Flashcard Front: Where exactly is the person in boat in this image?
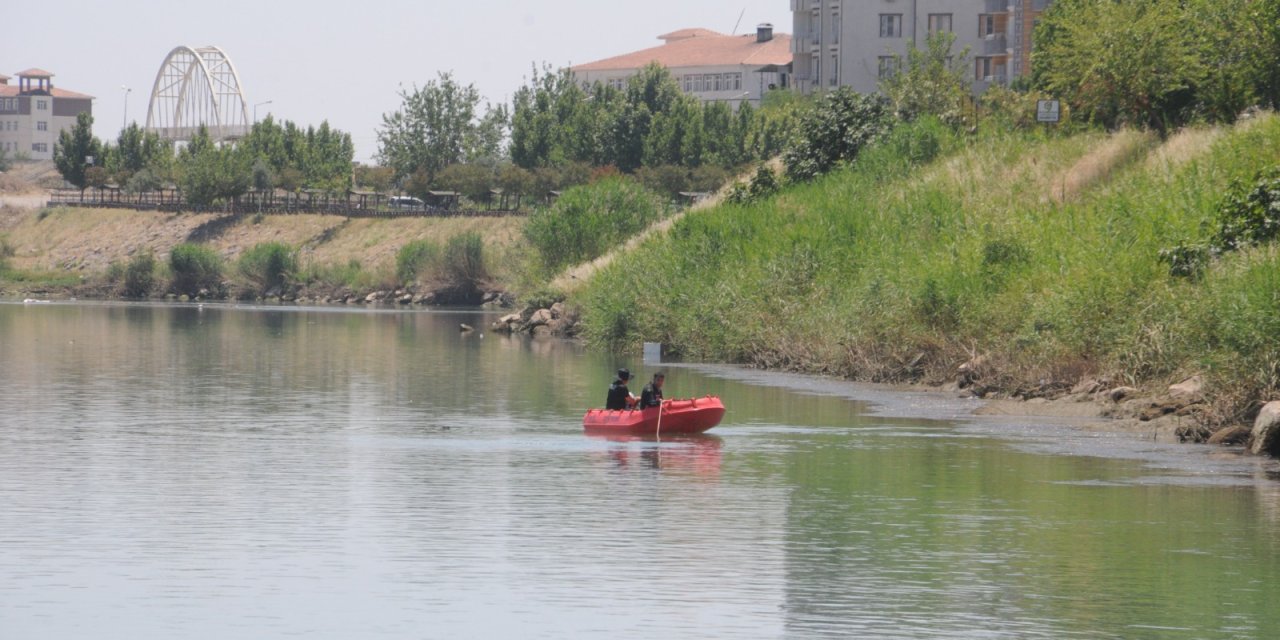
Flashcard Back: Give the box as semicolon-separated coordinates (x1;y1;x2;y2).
639;372;665;408
606;368;637;410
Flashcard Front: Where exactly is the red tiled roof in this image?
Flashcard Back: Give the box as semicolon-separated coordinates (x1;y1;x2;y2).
0;86;94;99
657;28;723;42
52;88;93;99
15;68;55;78
573;30;792;72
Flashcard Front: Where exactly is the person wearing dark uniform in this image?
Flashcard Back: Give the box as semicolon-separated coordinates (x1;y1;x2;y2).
606;368;635;410
639;372;665;408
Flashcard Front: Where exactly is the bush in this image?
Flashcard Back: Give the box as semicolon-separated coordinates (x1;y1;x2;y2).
725;165;782;205
524;176;668;273
0;235;13;274
169;243;224;296
122;252;157;298
237;242;296;294
442;231;488;283
782;88;893;182
396;239;441;284
1213;167;1280;252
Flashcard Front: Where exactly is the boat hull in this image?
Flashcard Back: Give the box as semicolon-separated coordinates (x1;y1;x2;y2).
582;396;725;435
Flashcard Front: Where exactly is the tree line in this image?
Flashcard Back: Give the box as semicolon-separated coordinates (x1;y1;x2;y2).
375;65;799;204
53;113;355;207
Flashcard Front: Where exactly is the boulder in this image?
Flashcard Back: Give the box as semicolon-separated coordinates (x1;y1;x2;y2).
1071;378;1104;395
364;292;382;303
528;308;554;327
550;302;565;320
397;294;413;304
460;323;474;333
1249;401;1280;456
1207;425;1252;446
1168;375;1205;402
1108;386;1138;402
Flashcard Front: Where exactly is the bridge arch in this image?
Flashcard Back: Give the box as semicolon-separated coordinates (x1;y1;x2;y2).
144;46;250;143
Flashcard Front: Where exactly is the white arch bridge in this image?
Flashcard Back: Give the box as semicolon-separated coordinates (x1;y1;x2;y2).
145;46;250;143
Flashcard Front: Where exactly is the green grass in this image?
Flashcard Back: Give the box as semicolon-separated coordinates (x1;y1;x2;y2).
578;114;1280;422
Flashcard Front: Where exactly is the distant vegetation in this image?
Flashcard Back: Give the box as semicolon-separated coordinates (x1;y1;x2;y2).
523;177;670;275
52;115;355;207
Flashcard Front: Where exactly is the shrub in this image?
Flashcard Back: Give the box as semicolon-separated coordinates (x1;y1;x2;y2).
169;243;224;296
122;252;157;298
442;231;488;283
725;165;782;205
1159;242;1211;279
524;176;668;273
396;239;440;284
782;88;893;182
1213;167;1280;252
237;242;296;294
0;235;13;274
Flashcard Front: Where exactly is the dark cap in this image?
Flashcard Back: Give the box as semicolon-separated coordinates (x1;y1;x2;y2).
617;368;631;381
653;372;665;380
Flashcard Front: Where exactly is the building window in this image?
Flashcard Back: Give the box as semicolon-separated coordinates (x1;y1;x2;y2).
37;121;48;131
975;57;1004;81
36;99;48;110
0;97;16;112
878;56;900;79
928;14;953;34
32;143;49;153
832;11;840;44
607;78;626;91
830;53;839;86
979;14;997;38
879;14;902;38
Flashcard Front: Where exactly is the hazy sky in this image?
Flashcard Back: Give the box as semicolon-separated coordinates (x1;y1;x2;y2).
4;0;791;162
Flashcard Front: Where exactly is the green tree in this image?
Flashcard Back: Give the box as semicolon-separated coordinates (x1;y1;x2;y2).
1245;0;1280;110
496;164;535;209
179;127;252;207
376;72;507;182
782;88;893;182
109;123;170;180
510;65;598;169
879;32;972;126
1034;0;1204;131
53;112;103;191
436;163;496;204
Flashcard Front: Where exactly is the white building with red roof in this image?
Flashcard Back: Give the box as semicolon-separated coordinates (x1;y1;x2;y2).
572;24;792;107
0;68;94;161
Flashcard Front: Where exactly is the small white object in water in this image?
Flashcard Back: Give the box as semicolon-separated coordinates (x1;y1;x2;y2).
22;299;50;304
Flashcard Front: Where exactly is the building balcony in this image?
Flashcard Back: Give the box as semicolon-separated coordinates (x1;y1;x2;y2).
982;34;1008;55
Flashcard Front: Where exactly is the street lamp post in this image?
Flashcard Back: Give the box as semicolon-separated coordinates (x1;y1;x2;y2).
254;100;273;123
121;85;131;130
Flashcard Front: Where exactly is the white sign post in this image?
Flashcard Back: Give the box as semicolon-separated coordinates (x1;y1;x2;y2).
1036;99;1061;124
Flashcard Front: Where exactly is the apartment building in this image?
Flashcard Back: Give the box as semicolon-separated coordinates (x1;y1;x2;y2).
0;69;93;161
572;25;792;107
791;0;1053;95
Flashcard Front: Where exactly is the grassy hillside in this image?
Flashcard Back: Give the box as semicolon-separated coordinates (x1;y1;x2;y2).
578;114;1280;423
0;206;526;294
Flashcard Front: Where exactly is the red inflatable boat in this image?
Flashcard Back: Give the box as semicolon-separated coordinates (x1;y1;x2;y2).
582;396;726;435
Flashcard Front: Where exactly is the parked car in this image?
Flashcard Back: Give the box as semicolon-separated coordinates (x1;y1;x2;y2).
389;196;424;209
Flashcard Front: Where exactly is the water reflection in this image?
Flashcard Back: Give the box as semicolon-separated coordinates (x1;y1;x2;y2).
1;301;1279;639
587;434;724;477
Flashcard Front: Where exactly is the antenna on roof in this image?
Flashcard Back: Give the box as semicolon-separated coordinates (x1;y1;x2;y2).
732;7;745;35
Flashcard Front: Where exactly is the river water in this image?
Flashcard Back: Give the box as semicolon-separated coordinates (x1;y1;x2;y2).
2;302;1278;639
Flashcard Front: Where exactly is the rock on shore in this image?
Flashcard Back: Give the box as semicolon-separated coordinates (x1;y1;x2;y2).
491;300;580;337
